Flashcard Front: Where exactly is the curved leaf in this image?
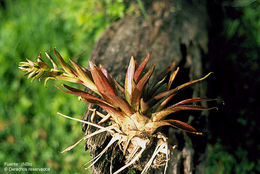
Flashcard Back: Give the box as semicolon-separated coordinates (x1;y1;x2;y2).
154;61;176;86
164;119;202;135
134;53;150;82
125;56;136;103
171;98;218;107
105;95;134;116
89;61;116;97
153;72;213;100
45;52;58;70
54;48;76;76
152;104;217;121
144;121;172;134
131;65;155;111
99;64;117;93
69;59;99;95
56;84;109;105
168;67;179;89
56;84;126;122
144;120;202;135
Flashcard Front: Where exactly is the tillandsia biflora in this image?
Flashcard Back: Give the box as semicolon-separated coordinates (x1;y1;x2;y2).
19;48;218;174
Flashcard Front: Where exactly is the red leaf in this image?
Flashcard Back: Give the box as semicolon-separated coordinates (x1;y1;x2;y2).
144;120;202;135
154;61;176;86
134;53;150;82
53;48;76;76
164;119;202;135
99;64;117;93
56;84;127;122
56;84;110;105
152;104;217;121
160;97;217;110
89;61;116;97
97;103;127;123
69;59;99;95
99;65;125;93
105;95;134;116
172;98;218;107
158;93;177;109
153;72;213;100
125;56;136;103
131;65;155;111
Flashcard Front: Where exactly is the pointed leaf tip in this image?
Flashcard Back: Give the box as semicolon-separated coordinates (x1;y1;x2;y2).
201;72;213;80
89;61;116;98
125;56;136;103
131;64;155;110
53;48;75;76
99;64;117;93
154;72;213;100
165;119;202;135
168;67;179;89
69;59;99;95
134;53;150;82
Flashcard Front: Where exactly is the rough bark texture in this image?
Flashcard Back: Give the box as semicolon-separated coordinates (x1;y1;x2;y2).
82;0;209;173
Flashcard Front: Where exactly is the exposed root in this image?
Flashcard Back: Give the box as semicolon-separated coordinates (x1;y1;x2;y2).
57;112;113;133
97;114;111;124
61;126;115;153
141;135;169;174
90;108;96;122
123;133;136;155
61;136;87;153
126;145;139;163
114;147;146;174
58;112;172;174
86;135;120;169
89;108;112;124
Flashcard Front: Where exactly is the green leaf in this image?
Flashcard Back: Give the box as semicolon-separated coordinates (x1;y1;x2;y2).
53;48;76;76
69;58;99;95
45;52;58;71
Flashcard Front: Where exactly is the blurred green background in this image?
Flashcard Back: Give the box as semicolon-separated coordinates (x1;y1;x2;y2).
0;0;259;173
0;0;124;173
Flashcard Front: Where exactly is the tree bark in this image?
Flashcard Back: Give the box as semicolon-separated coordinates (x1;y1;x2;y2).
82;0;209;173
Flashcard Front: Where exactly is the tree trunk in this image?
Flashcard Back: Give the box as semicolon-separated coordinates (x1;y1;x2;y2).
82;0;209;173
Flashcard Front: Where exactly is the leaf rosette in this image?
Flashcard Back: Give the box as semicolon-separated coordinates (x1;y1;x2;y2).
19;49;218;173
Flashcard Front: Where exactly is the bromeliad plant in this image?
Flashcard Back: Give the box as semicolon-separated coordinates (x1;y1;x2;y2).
19;48;217;173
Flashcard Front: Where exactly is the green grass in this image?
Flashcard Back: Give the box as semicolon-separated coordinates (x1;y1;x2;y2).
0;0;124;173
